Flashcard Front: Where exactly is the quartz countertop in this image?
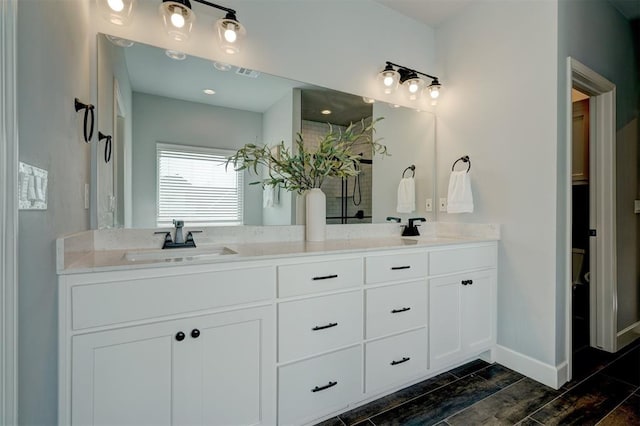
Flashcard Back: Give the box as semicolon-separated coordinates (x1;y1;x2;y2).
58;234;498;275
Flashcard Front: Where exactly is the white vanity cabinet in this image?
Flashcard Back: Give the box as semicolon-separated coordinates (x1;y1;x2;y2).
59;264;276;426
428;245;497;371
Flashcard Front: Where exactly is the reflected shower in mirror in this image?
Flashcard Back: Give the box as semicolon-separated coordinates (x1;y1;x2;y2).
96;33;436;229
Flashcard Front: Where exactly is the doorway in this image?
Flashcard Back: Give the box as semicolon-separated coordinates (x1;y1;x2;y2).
566;58;617;383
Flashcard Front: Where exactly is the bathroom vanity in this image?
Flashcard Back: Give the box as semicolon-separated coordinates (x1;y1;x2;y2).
57;230;498;425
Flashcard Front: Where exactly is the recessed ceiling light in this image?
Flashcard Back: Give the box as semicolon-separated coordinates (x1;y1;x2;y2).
213;61;232;71
203;89;216;95
321;109;332;115
106;35;134;47
165;50;187;61
362;97;375;104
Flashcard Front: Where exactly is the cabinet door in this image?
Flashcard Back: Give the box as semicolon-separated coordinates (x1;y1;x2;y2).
429;275;463;370
461;269;495;354
184;306;275;426
72;321;176;426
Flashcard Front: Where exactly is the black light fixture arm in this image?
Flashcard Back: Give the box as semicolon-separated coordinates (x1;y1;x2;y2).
385;61;439;81
192;0;236;17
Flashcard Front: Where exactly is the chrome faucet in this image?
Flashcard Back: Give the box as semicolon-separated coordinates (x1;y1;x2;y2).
154;219;201;249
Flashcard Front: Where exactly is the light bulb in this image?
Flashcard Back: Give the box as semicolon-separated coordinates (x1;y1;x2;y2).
171;11;185;28
107;0;124;12
224;23;237;43
383;75;394;87
429;87;440;99
409;82;419;93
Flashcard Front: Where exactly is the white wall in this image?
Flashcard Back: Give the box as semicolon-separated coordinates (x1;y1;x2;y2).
262;92;295;225
131;92;263;227
372;106;436;223
435;1;560;366
17;0;92;423
558;0;640;333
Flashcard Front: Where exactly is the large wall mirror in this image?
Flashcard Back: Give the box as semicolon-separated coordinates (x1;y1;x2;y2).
96;33;436;229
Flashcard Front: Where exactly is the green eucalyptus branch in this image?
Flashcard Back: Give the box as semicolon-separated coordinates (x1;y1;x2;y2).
226;117;389;194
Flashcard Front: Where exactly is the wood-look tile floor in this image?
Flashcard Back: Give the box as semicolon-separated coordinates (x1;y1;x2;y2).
315;339;640;426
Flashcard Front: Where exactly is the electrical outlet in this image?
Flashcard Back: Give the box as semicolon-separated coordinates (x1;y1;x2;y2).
425;198;433;212
84;183;89;209
439;198;447;212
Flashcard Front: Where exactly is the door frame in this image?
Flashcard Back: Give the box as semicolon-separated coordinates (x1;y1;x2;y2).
565;57;617;380
0;0;19;423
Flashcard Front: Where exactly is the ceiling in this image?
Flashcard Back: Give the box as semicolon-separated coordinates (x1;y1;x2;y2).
376;0;640;27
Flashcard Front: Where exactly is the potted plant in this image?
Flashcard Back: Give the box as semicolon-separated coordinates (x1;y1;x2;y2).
227;118;388;241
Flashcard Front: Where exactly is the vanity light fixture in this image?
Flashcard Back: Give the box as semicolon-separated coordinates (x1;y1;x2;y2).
97;0;246;53
378;61;442;101
158;0;246;53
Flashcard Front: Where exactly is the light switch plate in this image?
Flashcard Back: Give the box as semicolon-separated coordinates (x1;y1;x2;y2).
439;198;447;212
18;162;47;210
425;198;433;212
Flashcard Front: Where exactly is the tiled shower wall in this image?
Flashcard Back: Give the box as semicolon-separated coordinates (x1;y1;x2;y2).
301;119;373;224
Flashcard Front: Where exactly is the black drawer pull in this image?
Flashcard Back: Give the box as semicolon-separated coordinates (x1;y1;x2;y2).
312;322;338;331
461;279;474;286
391;307;411;314
175;331;185;342
391;265;411;270
468;279;473;285
312;274;338;281
390;357;411;366
312;381;338;392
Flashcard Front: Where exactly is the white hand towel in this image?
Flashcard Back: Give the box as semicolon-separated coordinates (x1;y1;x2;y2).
263;186;274;208
397;177;415;213
447;171;474;213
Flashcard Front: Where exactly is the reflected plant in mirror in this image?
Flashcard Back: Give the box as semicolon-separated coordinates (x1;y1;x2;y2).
227;118;388;193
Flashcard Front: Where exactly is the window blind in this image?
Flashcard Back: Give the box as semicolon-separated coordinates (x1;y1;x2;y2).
156;143;243;226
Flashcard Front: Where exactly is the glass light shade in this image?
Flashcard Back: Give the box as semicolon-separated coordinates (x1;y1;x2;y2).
404;77;424;101
216;17;246;55
377;68;399;95
97;0;135;26
160;1;195;42
428;83;441;99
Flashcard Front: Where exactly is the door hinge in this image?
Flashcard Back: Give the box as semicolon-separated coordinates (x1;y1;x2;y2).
589;229;597;237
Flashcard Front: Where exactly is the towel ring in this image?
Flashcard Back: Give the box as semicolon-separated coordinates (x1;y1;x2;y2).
98;131;112;163
402;165;415;178
451;156;471;172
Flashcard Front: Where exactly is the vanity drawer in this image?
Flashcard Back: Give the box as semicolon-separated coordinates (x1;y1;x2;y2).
278;291;362;362
71;266;274;330
428;244;496;276
365;251;427;284
365;280;427;339
365;328;428;393
277;258;363;298
278;346;361;426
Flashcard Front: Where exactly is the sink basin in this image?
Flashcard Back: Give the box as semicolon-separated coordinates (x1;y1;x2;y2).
124;246;237;262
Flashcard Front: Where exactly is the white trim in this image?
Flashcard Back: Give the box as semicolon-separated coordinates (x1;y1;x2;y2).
617;320;640;350
565;58;617;384
0;0;19;423
494;345;566;389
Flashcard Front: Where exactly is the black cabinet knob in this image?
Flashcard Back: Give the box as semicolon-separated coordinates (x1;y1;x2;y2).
191;329;200;338
175;331;185;341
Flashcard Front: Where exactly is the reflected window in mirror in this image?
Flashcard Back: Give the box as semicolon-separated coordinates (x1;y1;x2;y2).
157;143;244;227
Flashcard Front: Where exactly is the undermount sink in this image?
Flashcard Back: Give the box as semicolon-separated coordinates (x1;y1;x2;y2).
124;246;237;262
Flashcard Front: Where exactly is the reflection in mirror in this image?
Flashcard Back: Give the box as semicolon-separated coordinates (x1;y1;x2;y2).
96;33;436;229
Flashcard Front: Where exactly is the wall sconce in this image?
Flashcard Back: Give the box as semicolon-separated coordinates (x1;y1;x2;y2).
378;61;442;101
97;0;246;54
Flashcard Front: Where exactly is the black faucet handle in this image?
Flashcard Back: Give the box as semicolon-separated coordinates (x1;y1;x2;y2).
408;217;427;227
154;231;173;242
386;216;401;223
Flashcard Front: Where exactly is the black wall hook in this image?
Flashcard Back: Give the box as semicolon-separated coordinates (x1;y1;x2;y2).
451;155;471;172
74;98;95;143
98;131;112;163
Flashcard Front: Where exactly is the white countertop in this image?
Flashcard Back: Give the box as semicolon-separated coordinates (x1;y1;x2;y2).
58;234;498;274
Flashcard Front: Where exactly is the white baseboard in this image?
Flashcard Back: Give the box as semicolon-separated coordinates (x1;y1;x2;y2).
494;345;566;389
617;321;640;350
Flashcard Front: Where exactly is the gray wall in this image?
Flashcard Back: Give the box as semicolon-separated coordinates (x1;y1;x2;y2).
131;92;263;227
558;0;640;332
17;0;92;423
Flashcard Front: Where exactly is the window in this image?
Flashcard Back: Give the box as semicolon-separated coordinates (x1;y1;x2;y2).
156;143;243;226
